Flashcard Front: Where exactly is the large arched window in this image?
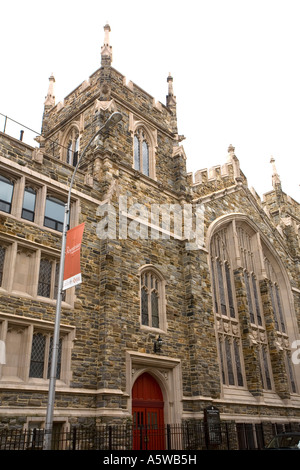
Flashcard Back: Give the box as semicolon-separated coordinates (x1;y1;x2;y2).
211;227;245;388
140;266;166;331
210;217;297;395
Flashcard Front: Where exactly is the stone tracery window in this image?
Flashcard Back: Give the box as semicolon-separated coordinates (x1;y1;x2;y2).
211;227;245;387
140;267;166;331
210;218;297;395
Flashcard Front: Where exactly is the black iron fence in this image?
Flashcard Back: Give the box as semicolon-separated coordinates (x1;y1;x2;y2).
0;421;299;451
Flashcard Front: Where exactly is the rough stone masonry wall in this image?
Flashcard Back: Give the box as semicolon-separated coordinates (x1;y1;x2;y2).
94;158;221;411
42;65;183;194
197;182;300;419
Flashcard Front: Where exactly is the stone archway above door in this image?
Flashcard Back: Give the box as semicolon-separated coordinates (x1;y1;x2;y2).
126;351;183;425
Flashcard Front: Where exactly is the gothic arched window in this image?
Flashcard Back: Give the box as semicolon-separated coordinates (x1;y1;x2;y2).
211;227;245;388
140;267;166;331
64;128;79;167
134;129;149;176
210;218;297;395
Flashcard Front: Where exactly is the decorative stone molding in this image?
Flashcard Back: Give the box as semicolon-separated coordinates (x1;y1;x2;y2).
32;148;43;164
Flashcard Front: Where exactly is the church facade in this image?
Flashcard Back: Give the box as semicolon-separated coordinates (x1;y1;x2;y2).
0;25;299;447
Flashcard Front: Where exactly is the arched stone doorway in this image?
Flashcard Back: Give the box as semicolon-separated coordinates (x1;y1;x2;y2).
132;372;165;450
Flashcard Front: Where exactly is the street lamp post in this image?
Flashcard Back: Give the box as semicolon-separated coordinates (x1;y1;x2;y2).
44;112;122;450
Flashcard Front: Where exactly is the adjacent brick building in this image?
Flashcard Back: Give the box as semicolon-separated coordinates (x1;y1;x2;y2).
0;24;299;447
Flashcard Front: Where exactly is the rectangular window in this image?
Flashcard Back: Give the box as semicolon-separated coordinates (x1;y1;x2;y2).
38;258;52;297
29;332;46;378
38;257;65;301
0;175;14;213
0;316;74;385
29;332;62;380
22;187;36;222
44;195;65;232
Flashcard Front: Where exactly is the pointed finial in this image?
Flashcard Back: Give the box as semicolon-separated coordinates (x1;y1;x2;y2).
166;73;176;108
228;144;235;154
44;73;55;107
101;23;112;66
270;156;281;188
227;144;235;162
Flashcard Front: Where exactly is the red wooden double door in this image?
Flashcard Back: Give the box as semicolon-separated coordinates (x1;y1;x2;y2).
132;372;165;450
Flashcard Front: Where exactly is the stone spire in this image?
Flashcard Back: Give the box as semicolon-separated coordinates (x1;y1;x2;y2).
227;144;242;183
101;23;112;66
44;73;55;107
166;73;178;134
270;156;282;189
166;73;176;109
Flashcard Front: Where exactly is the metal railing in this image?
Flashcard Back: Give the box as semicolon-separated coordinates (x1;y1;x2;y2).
0;421;298;451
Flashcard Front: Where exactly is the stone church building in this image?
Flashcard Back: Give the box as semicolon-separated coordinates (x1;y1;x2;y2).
0;25;299;448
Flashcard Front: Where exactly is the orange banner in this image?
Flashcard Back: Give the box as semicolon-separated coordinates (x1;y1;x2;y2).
63;223;85;290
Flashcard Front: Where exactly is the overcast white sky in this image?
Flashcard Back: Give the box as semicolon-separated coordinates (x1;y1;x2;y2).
1;0;299;202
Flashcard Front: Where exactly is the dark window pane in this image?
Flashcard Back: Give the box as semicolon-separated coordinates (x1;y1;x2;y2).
252;274;262;325
141;287;148;325
29;333;46;378
151;291;159;328
218;338;226;384
287;355;296;393
225;338;234;385
244;272;254;323
210;260;218;313
0;246;6;286
142;141;149;176
0;175;14;213
225;263;235;318
73;138;79;167
217;260;226;315
38;259;52;297
275;285;286;332
44;196;65;232
269;284;279;330
67;142;72;165
134;135;140;171
22;187;36;221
